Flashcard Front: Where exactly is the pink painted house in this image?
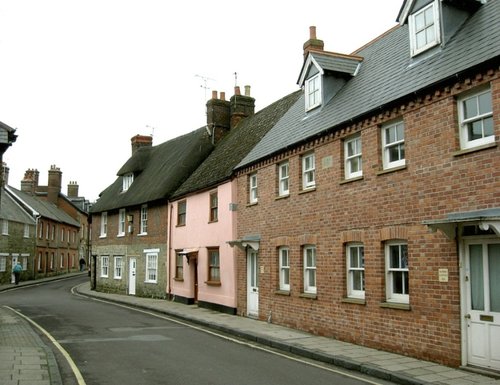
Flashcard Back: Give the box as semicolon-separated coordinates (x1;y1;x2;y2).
169;87;300;313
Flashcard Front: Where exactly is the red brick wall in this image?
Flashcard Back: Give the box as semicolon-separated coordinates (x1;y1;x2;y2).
236;69;499;366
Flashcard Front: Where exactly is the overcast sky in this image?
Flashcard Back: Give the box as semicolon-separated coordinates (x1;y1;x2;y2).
0;0;403;202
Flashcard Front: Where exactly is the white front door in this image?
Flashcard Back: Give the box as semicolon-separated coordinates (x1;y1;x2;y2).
247;249;259;317
129;258;137;296
465;240;500;370
11;255;18;283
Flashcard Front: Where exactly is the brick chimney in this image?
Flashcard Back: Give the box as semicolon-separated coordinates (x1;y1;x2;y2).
1;163;9;187
47;165;62;204
230;85;255;129
206;90;231;142
131;135;153;155
67;181;79;198
303;26;324;59
21;169;39;195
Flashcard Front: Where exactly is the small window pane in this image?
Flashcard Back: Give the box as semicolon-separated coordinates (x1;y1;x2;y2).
488;244;500;312
470;244;484;311
478;92;492;114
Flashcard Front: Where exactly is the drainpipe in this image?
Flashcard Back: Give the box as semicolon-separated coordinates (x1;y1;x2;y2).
33;213;40;279
166;202;173;298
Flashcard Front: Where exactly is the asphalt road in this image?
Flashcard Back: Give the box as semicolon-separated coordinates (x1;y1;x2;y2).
1;276;394;385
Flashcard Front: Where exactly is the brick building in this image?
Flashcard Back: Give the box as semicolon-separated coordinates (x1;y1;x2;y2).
6;167;83;278
233;0;499;370
90;130;214;298
0;185;36;284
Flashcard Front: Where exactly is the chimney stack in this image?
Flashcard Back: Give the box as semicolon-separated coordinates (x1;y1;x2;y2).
21;169;39;195
47;165;62;204
230;85;255;129
131;135;153;155
303;26;324;59
67;181;79;198
206;90;231;141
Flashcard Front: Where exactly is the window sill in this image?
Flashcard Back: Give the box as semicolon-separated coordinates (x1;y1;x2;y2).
144;281;158;284
246;202;258;207
205;280;221;287
275;194;290;201
376;164;407;176
173;278;184;282
453;142;497;157
176;224;186;228
117;234;125;238
99;235;107;239
275;289;290;296
300;292;317;300
379;302;411;310
208;220;218;224
341;297;366;305
299;187;316;195
138;233;148;236
340;176;363;185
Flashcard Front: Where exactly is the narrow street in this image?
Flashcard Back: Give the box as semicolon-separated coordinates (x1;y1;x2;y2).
1;276;394;385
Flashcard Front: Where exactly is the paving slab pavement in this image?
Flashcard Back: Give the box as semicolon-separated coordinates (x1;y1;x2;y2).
0;306;62;385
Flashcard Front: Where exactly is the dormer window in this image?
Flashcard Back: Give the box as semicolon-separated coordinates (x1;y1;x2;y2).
122;172;134;192
306;74;322;111
409;0;441;56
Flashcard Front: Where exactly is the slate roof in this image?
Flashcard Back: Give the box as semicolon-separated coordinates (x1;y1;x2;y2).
171;91;302;199
6;187;80;227
238;0;500;169
0;188;35;224
90;127;214;213
299;52;362;84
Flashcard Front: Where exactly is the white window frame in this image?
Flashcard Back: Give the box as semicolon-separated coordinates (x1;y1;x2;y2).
249;173;258;204
100;212;107;238
0;256;6;272
23;224;30;238
303;245;317;294
385;242;409;304
145;252;158;283
302;152;315;190
458;87;494;150
140;205;148;235
305;73;321;111
122;172;134;192
100;255;109;278
409;0;441;57
382;120;406;169
118;209;125;236
345;135;362;179
60;253;64;269
279;247;290;291
114;256;123;279
278;161;289;196
346;244;365;299
21;256;28;271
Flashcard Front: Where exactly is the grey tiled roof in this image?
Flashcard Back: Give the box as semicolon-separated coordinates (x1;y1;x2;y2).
7;187;80;227
90;127;214;213
0;188;35;224
238;0;499;169
171;90;302;199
